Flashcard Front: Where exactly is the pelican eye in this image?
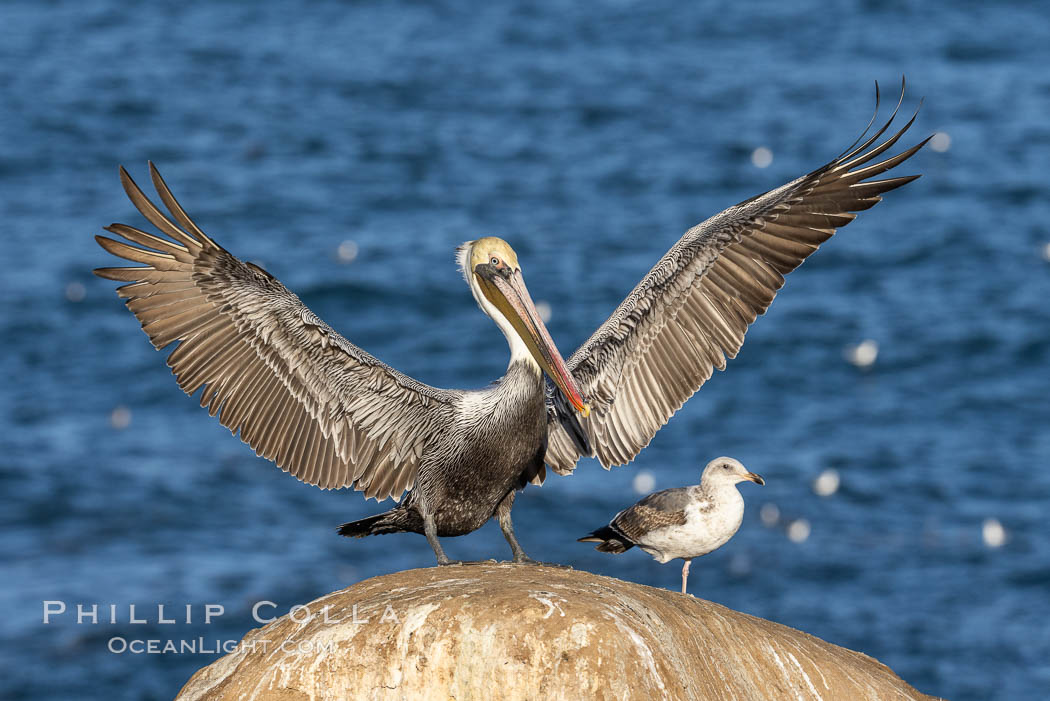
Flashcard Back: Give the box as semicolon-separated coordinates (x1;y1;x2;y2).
490;256;501;266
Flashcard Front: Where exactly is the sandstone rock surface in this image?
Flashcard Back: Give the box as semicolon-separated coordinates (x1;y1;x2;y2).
177;564;939;701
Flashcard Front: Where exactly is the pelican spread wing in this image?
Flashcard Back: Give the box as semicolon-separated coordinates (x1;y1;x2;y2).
545;87;929;474
95;164;456;501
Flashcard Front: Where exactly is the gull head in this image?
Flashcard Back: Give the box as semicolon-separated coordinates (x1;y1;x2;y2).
701;456;764;488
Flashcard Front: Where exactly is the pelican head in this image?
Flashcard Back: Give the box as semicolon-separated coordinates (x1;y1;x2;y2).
457;237;589;416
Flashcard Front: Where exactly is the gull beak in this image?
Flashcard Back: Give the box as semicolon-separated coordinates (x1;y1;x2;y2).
745;472;765;486
476;266;590;417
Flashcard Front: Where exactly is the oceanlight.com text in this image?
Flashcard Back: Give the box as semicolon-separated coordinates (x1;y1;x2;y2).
106;637;336;655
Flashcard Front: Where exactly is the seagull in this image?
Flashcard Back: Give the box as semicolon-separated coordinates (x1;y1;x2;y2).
579;457;763;593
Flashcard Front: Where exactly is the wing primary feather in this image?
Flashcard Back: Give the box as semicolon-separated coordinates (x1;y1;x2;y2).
118;166;201;250
833;79;882;160
148;162;221;249
95;236;181;269
834;104;923;174
104;223;192;260
117;280;197;299
837;76;907;165
834;137;930;187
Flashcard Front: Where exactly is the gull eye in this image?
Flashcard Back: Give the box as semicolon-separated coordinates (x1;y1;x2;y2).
490;256;500;266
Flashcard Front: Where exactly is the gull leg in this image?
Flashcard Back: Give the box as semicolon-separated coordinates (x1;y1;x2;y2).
496;491;536;564
681;559;692;595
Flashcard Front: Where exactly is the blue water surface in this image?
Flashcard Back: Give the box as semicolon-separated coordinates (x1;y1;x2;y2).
2;1;1049;699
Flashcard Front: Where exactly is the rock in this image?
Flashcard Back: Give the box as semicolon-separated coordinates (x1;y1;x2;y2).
177;564;939;701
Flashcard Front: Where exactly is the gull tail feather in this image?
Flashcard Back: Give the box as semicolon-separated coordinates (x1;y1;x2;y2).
578;525;634;553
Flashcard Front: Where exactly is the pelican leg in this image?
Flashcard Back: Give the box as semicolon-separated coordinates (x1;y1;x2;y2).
422;511;452;565
496;491;536;564
681;559;692;595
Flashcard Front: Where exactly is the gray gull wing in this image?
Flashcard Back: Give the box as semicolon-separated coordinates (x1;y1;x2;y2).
610;487;693;542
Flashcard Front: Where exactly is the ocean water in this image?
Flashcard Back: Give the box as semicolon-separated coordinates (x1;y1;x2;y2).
3;1;1049;699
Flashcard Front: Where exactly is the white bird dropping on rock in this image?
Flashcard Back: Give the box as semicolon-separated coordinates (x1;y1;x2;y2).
579;457;764;594
751;146;773;168
982;518;1006;548
813;469;840;497
845;339;879;368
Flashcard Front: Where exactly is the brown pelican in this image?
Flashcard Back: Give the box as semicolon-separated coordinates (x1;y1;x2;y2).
94;83;926;565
